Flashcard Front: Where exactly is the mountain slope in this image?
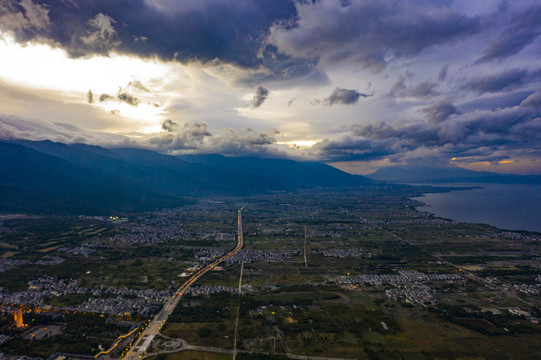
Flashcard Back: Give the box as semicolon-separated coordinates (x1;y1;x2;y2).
178;154;372;188
0;140;370;214
14;140;208;197
111;148;283;194
0;142;185;214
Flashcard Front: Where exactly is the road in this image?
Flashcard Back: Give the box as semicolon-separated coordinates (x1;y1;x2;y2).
121;205;248;360
303;225;308;268
232;262;244;360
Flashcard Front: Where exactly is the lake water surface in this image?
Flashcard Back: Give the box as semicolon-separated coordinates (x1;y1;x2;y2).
412;183;541;232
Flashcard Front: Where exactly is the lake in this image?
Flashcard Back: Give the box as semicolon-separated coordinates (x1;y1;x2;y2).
412;183;541;232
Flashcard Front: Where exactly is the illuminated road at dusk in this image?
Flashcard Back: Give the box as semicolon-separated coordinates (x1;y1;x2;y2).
121;205;247;359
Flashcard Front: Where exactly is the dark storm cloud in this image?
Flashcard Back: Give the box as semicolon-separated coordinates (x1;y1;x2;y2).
236;47;331;87
1;0;296;69
0;0;487;85
206;128;285;157
99;93;114;102
181;122;212;139
268;0;481;72
520;89;541;108
435;107;540;147
87;89;94;104
420;101;460;124
0;0;50;32
250;86;269;108
389;77;438;99
2;1;540;170
353;120;441;147
476;4;541;63
438;65;448;81
98;90;140;106
312;98;541;163
323;87;370;106
149;122;281;156
312;137;396;162
128;80;150;92
459;91;533;112
462;68;531;94
150;121;212;149
241;128;277;146
161;119;176;132
117;91;140;106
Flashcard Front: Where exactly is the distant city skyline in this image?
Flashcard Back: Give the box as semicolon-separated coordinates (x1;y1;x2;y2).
1;0;540;174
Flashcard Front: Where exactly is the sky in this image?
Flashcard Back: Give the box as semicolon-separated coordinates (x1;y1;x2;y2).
0;0;540;175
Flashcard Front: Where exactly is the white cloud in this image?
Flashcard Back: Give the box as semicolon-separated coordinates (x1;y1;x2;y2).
81;13;120;49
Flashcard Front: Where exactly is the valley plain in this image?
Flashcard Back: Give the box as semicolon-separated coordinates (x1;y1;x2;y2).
0;187;540;359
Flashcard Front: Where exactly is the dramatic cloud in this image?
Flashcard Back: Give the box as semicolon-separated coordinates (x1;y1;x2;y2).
0;115;124;145
0;0;297;69
458;91;533;112
250;86;269;108
462;68;531;94
477;4;541;63
438;65;449;81
420;101;460;124
521;89;541;108
240;128;278;146
287;98;295;107
312;137;396;162
0;0;50;32
152;121;212;149
323;87;369;106
389;77;438;99
181;122;212;139
80;13;120;51
99;93;115;102
117;91;140;106
149;122;281;156
161;119;176;132
128;80;150;92
268;0;480;71
329;99;541;165
0;1;540;174
87;89;94;104
98;90;140;106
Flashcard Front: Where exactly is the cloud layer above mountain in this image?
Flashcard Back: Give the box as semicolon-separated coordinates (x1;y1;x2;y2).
0;0;540;174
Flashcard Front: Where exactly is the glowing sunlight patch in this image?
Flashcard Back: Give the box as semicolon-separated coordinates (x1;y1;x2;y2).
0;32;180;134
277;139;319;147
0;33;170;94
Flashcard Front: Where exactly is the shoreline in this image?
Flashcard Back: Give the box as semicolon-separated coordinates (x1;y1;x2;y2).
410;183;541;233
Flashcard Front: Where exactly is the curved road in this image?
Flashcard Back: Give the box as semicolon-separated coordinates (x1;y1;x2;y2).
121;205;248;359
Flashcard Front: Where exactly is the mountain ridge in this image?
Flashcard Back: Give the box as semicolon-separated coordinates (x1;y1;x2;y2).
0;140;372;215
367;165;541;184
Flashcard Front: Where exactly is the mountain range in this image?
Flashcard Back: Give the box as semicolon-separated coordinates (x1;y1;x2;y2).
3;139;537;215
367;166;541;184
0;140;371;215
